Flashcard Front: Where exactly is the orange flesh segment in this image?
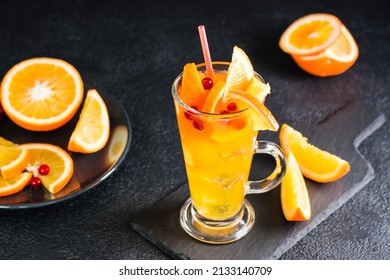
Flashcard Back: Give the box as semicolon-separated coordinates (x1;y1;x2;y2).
279;124;350;182
281;152;311;221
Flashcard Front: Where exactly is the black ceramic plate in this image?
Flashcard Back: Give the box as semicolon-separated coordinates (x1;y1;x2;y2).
0;89;131;209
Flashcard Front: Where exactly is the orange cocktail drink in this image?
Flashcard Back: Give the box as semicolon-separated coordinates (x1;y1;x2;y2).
172;44;286;244
175;62;259;221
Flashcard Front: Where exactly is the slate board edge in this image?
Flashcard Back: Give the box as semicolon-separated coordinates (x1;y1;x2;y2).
270;113;386;259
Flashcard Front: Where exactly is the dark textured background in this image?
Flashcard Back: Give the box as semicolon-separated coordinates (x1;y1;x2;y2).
0;0;389;259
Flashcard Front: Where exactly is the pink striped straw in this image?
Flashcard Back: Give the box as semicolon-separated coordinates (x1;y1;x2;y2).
198;25;214;77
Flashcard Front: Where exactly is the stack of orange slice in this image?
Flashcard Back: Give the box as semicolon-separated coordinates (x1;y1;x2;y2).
279;13;359;77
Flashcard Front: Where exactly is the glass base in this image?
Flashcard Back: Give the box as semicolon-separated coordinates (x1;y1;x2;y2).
179;198;255;244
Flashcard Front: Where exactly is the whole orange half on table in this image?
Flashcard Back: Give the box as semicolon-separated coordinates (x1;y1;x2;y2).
279;13;358;76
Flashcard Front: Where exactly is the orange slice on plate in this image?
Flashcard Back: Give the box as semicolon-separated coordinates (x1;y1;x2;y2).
0;172;32;197
281;151;311;221
22;143;74;194
68;89;110;153
291;25;359;76
279;13;342;56
0;145;32;179
0;138;32;179
1;57;84;131
279;124;350;183
228;90;279;131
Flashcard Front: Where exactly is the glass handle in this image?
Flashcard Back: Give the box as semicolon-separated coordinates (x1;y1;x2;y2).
246;140;287;194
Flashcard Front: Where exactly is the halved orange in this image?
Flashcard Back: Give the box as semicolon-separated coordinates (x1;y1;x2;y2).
281;151;311;221
0;172;32;197
279;13;342;56
180;63;207;108
225;46;254;94
228;90;279;131
279;124;350;183
1;57;84;131
68;89;110;153
22;143;74;194
291;25;359;77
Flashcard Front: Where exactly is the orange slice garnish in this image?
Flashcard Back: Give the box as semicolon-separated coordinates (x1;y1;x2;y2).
279;13;342;56
291;25;359;76
22;143;74;194
279;124;350;183
180;63;207;108
0;172;32;197
225;46;254;93
68;89;110;153
281;151;311;221
201;81;226;113
228;90;279;131
245;77;271;103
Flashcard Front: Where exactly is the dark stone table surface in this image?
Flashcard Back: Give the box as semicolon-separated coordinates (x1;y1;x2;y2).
0;0;388;259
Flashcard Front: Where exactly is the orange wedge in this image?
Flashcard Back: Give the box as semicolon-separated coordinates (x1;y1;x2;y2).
291;25;359;77
279;124;350;183
0;138;32;179
279;13;342;56
228;90;279;131
0;136;15;146
1;57;84;131
201;81;226;113
68;89;110;153
245;77;271;103
0;172;32;197
22;143;74;194
281;152;311;221
225;46;254;93
180;63;207;108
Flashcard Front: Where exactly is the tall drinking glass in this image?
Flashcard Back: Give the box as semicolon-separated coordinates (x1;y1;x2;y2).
172;62;286;244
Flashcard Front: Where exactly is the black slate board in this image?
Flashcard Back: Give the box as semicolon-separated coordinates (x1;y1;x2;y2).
131;101;385;259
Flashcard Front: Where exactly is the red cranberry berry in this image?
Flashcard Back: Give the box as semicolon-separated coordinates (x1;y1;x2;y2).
38;164;50;175
29;177;42;189
201;77;213;90
227;102;238;112
219;109;230;114
184;106;199;120
193;119;205;130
